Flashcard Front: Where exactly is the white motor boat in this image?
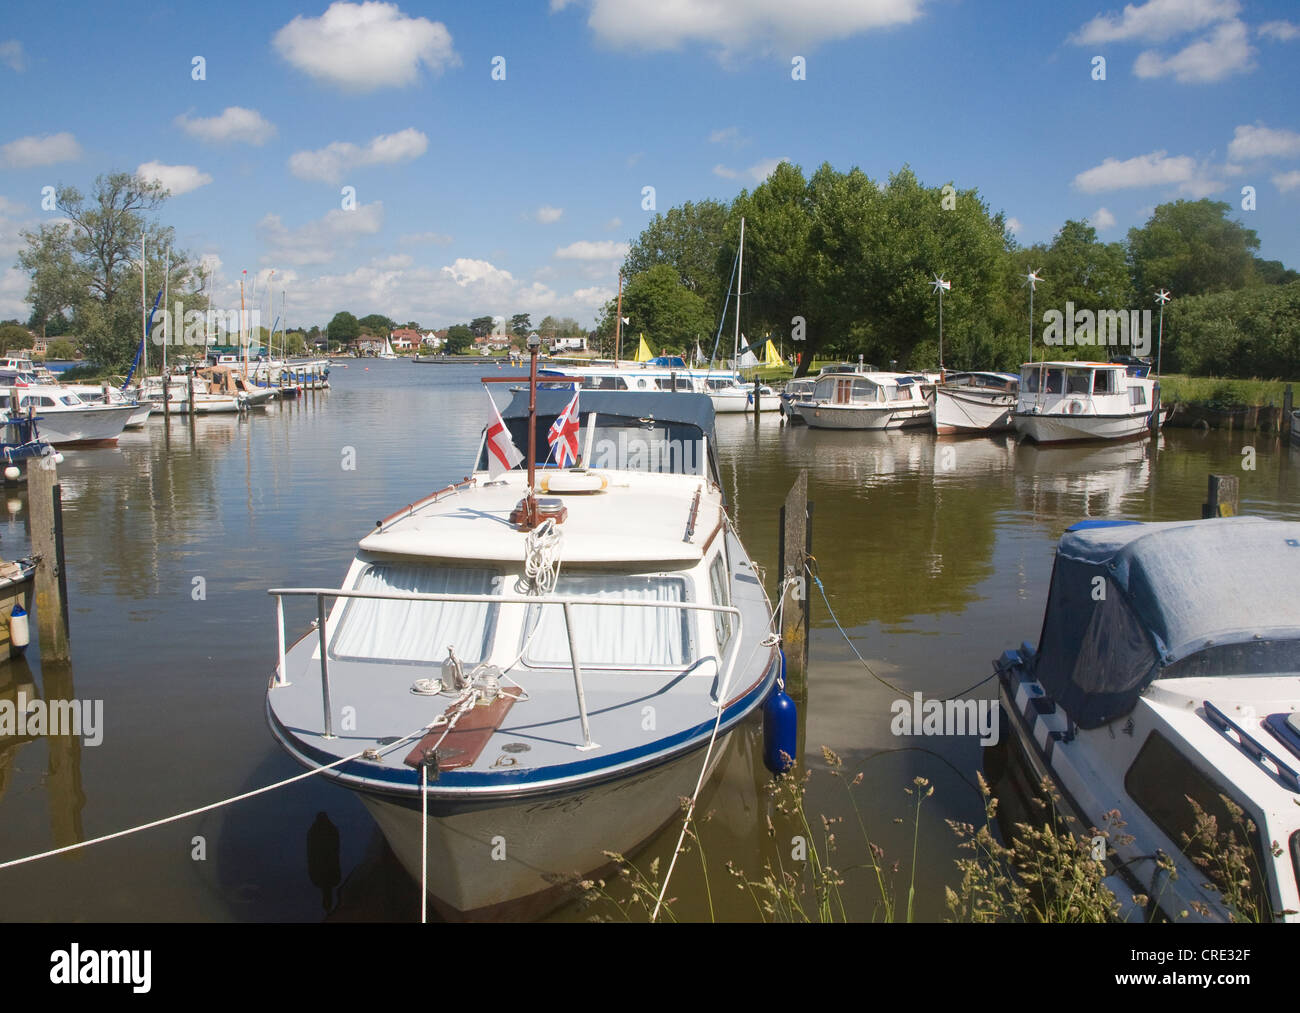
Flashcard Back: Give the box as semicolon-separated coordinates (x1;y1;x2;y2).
995;516;1300;923
1012;361;1157;443
60;384;154;428
932;371;1019;435
265;387;779;919
793;371;931;430
142;375;242;414
703;375;779;414
7;387;135;445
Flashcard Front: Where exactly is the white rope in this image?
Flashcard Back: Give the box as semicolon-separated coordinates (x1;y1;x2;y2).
650;568;801;921
0;710;449;873
523;517;563;595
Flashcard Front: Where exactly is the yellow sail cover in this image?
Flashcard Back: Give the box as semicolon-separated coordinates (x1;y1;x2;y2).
762;339;782;366
634;334;654;362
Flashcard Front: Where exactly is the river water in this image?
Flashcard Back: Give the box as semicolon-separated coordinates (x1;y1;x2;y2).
0;361;1295;922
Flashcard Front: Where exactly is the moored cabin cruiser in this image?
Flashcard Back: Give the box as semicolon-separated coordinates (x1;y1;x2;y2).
265;388;779;919
7;387;135;445
793;371;930;430
994;517;1300;922
932;371;1019;435
1012;361;1156;443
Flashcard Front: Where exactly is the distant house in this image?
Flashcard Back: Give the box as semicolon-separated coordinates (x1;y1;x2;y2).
357;339;385;355
552;335;587;352
389;327;424;350
474;334;510;352
421;331;444;348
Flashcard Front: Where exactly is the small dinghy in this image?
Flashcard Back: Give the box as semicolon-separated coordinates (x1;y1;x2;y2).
994;516;1300;922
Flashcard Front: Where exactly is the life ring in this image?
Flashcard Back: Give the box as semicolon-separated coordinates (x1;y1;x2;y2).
1067;399;1085;415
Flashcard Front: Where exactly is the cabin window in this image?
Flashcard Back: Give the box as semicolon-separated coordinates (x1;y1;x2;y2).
1129;386;1147;406
890;384;913;401
1045;369;1064;394
1094;370;1116;395
522;574;693;668
1066;369;1092;395
1022;369;1041;394
834;378;853;404
851;379;880;403
1125;731;1270;913
708;553;732;654
330;564;500;664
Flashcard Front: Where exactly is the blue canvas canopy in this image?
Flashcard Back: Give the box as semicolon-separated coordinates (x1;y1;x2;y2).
1031;516;1300;728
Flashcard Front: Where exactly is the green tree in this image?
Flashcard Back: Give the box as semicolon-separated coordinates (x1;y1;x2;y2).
445;324;473;354
597;264;713;355
469;316;496;338
46;338;79;359
1127;200;1260;299
622;199;730;320
0;324;33;352
358;313;395;336
327;311;360;344
510;313;531;338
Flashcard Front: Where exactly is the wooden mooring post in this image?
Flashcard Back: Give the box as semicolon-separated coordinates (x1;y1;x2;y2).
777;471;812;699
1284;384;1294;435
27;455;70;661
1202;473;1239;518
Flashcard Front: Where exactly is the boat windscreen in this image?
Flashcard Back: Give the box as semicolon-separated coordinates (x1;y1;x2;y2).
521;574;694;668
330;563;499;664
480;415;708;476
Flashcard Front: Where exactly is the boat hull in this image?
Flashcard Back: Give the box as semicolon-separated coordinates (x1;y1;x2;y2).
933;388;1015;434
31;404;135;445
708;392;779;414
794;402;926;430
358;731;734;918
1012;411;1150;444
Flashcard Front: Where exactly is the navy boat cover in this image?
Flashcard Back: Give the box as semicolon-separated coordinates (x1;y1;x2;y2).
1031;516;1300;727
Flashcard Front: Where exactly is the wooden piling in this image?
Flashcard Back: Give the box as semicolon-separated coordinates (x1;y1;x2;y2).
753;383;761;417
778;471;811;698
27;455;70;660
1284;385;1294;436
1202;473;1239;518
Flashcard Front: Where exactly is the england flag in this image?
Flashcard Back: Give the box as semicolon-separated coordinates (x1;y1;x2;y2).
485;393;523;479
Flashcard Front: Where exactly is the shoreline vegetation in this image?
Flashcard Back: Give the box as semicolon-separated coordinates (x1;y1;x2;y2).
575;748;1274;924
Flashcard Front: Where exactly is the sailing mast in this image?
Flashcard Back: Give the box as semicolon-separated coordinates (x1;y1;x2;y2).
140;233;148;386
733;216;745;373
614;272;623;365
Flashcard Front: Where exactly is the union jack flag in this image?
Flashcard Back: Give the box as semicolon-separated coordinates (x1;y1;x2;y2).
547;390;581;468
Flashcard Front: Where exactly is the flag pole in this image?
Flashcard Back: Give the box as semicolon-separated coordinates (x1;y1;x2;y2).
526;332;539;528
614;272;623;365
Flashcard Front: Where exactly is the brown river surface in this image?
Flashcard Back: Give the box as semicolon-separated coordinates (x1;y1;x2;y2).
1;360;1295;921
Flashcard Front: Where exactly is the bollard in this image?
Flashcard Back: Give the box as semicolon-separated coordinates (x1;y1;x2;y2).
1202;473;1239;518
777;471;812;699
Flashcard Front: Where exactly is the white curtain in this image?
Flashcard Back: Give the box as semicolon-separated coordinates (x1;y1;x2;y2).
524;576;690;668
330;564;498;664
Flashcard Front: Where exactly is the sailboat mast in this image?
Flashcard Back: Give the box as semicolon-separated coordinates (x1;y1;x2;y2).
162;245;170;377
141;233;148;382
733;216;745;370
614;272;623;364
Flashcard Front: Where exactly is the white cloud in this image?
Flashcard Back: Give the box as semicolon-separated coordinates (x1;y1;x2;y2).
713;156;790;182
605;217;622;230
563;0;924;59
535;205;564;224
555;240;629;260
136;161;214;196
175;107;276;145
2;131;81;168
1258;20;1300;42
0;39;26;72
1005;217;1022;234
257;203;385;265
1228;123;1300;161
709;126;749;145
399;231;454;246
1091;207;1117;230
1070;0;1239;45
289;128;428;183
1133;20;1255;83
1176;175;1223;197
1073;150;1199;192
273;1;458;92
374;253;413;269
1273;170;1300;192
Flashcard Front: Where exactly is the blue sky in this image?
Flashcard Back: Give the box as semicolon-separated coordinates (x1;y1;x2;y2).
1;0;1298;331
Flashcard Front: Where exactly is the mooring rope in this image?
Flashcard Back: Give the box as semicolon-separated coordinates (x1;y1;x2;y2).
0;714;447;874
807;556;993;703
651;567;799;921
